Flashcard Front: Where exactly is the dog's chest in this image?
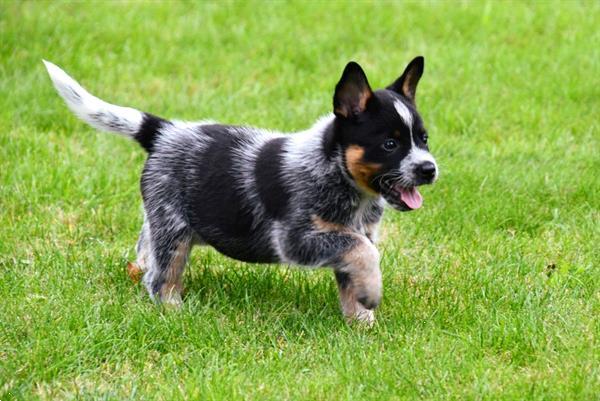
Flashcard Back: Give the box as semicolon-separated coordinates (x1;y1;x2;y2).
352;197;384;233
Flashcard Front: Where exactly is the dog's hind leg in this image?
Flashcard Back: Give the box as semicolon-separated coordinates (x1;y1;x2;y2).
142;220;193;308
136;216;152;270
127;216;152;283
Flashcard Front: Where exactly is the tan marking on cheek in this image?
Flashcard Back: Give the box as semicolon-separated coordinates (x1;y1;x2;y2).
311;214;349;233
345;145;381;194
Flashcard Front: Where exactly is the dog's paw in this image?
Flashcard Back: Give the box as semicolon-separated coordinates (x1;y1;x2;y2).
160;285;183;310
126;261;144;283
345;308;375;327
161;294;183;310
355;309;375;327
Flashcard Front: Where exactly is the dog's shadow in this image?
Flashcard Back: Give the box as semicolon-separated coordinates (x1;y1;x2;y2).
180;257;344;327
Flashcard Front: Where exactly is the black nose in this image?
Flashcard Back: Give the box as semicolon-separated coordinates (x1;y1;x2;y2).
416;161;436;180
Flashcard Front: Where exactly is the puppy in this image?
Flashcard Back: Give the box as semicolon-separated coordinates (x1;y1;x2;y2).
44;57;438;324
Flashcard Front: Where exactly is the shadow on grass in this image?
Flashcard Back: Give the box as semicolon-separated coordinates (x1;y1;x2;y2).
181;261;344;325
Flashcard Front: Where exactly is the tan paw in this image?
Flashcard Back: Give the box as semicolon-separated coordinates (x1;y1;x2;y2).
353;309;375;327
344;307;375;327
126;261;144;283
160;285;183;310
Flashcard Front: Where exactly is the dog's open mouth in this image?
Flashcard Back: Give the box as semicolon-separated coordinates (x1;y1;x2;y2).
382;183;423;211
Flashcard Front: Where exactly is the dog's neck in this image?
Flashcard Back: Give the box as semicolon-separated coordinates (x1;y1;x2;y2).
289;115;382;206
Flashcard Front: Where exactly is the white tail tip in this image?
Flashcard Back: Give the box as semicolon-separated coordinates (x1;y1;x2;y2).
43;59;143;136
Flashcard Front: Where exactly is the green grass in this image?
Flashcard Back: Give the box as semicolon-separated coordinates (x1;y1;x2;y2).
1;1;599;400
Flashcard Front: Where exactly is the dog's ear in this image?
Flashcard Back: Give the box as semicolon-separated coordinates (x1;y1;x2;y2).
333;62;374;118
387;56;424;103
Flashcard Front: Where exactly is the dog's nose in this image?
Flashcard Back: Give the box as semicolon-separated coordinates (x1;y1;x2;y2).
416;161;436;180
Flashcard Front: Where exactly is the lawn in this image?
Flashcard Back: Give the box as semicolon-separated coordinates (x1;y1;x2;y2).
1;1;599;400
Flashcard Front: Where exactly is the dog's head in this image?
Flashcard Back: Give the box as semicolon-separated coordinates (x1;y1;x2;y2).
332;57;438;211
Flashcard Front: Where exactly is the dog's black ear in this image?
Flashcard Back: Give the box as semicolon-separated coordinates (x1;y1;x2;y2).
387;56;424;103
333;62;374;118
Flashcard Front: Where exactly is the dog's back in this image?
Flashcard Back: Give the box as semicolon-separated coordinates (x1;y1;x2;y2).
44;60;286;261
147;122;286;262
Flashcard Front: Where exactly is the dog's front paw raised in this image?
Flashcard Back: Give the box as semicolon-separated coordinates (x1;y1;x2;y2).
353;308;375;327
343;304;375;327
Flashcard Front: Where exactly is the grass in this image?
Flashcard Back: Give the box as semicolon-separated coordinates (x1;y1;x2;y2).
1;1;599;400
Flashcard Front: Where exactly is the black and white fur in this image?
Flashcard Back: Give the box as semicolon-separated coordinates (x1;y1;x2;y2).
44;57;438;324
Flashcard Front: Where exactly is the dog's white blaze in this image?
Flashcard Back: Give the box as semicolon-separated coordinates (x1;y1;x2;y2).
393;100;438;181
393;100;413;128
43;60;143;136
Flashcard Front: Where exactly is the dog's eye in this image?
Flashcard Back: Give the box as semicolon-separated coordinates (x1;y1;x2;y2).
422;132;429;144
382;138;398;152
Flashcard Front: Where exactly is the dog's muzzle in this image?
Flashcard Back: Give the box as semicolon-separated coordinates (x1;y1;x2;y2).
379;161;438;212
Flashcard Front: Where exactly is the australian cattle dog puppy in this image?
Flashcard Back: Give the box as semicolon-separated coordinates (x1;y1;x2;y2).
44;57;438;324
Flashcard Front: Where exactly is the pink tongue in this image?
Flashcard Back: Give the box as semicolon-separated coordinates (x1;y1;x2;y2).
399;187;423;209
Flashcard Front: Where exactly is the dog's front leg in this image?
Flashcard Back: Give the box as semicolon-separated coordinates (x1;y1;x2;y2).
284;231;381;325
364;221;381;244
332;236;381;325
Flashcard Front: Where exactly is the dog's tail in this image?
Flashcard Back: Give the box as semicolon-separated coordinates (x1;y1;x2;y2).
43;60;167;153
